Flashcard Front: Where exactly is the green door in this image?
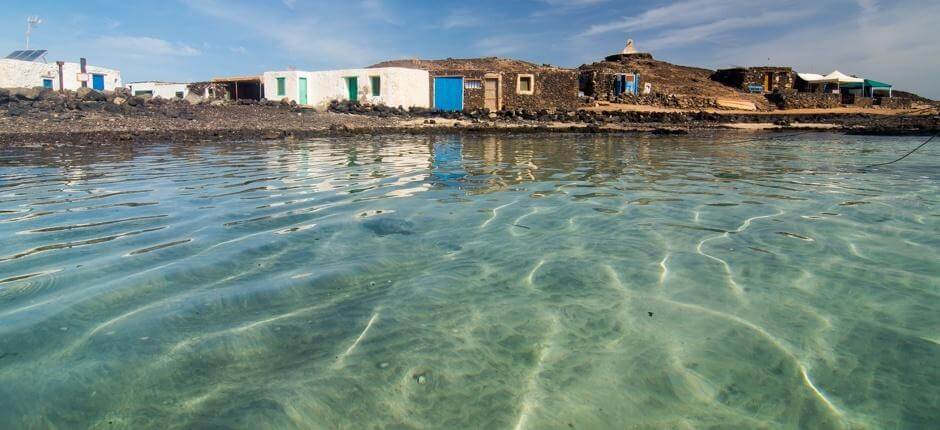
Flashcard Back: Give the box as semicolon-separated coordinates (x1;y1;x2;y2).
346;77;358;102
298;77;308;105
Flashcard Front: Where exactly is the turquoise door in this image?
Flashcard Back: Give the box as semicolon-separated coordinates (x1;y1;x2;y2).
434;77;463;111
92;74;105;91
299;77;308;105
346;77;358;102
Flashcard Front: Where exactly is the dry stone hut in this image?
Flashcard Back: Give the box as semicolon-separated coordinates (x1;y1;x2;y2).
711;67;794;94
370;58;579;112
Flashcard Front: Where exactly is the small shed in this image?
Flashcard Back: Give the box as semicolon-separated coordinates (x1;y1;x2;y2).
711;66;794;93
127;81;189;98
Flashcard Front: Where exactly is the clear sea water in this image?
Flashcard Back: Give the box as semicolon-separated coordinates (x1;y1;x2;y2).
0;133;937;429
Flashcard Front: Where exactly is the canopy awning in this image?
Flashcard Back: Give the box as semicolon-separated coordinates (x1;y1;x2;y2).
824;70;864;84
864;79;892;88
797;73;837;83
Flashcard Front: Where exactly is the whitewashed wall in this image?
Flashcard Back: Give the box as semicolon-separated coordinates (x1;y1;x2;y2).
0;59;122;91
262;68;429;110
127;82;189;98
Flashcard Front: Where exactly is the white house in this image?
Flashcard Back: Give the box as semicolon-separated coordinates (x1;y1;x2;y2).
0;56;121;91
127;81;189;98
262;67;429;110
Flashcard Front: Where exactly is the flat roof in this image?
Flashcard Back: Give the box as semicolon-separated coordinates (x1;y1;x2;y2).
212;76;262;83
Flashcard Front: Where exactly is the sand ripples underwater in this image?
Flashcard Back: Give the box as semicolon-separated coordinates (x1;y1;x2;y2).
0;134;937;429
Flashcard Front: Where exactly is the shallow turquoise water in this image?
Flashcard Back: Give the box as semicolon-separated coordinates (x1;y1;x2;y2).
0;134;937;429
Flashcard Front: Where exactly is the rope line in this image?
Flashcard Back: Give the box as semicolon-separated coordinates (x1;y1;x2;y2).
861;134;936;169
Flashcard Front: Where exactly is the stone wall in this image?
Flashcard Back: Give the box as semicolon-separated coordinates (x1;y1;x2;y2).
187;82;228;99
501;70;578;110
615;93;718;109
768;92;841;109
878;97;912;109
852;97;874;108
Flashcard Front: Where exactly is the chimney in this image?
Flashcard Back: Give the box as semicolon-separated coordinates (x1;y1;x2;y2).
56;61;65;91
80;58;87;88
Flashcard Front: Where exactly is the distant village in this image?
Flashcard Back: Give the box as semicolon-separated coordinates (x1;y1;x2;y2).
0;38;924;115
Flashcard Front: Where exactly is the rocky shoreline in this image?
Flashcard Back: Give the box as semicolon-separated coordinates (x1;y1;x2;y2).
1;88;937;146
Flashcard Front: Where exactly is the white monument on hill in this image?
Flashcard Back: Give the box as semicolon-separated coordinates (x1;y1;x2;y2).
621;39;638;55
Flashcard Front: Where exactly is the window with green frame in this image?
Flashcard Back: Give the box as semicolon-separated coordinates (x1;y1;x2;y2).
370;76;381;97
276;77;286;96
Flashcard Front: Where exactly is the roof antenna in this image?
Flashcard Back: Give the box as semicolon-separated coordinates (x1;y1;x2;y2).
26;16;42;49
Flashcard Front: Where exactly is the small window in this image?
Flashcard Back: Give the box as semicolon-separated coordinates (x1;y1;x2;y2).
370;76;381;96
175;91;184;98
42;79;53;89
517;74;534;94
276;77;286;97
134;90;154;96
465;80;482;89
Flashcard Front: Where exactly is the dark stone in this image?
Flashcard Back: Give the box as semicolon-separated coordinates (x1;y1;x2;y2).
362;218;415;236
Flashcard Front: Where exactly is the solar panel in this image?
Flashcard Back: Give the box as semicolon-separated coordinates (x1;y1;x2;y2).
5;50;47;61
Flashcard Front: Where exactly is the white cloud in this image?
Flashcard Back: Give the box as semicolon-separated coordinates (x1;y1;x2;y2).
97;36;200;56
282;0;297;9
644;10;811;50
582;0;742;36
182;0;378;67
439;8;483;30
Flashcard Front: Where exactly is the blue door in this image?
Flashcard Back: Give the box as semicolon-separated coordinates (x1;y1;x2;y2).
434;77;463;111
92;74;105;91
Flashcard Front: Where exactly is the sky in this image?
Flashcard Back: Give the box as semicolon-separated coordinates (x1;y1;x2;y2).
1;0;937;98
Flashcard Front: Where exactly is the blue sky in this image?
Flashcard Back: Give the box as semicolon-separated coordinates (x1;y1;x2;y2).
2;0;937;98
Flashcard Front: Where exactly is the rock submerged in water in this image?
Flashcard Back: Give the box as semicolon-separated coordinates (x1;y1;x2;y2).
362;218;415;236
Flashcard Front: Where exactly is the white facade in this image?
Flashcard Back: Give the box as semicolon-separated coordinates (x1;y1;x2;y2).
0;59;121;91
127;82;189;98
262;67;429;110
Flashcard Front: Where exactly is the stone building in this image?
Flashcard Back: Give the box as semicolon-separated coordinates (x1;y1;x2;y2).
711;67;794;93
579;40;652;101
370;58;579;112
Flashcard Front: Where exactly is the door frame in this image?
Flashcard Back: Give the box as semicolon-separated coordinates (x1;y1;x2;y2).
345;76;358;102
298;77;308;105
433;76;464;112
91;74;105;91
483;73;501;111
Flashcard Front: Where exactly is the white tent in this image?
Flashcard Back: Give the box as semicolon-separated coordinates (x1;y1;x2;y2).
824;70;864;84
797;73;835;83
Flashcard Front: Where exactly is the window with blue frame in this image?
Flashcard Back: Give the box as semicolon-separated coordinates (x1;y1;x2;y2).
42;79;53;89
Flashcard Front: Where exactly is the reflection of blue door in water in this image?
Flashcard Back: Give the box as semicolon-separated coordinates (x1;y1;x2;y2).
431;138;465;187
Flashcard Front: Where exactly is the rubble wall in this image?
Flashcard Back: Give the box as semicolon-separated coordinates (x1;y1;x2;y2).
501;70;578;111
878;97;912;109
769;93;841;109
